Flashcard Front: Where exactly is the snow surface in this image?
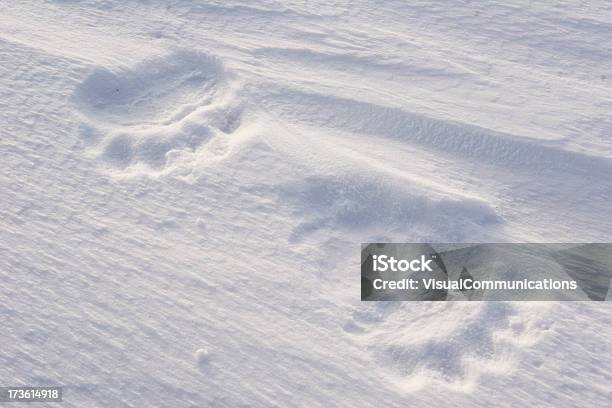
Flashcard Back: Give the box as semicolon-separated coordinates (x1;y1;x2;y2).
1;0;611;406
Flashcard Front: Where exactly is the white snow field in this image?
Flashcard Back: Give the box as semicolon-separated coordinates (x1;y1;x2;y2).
1;0;611;406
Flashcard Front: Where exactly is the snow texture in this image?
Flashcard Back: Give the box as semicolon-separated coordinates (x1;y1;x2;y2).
1;0;611;407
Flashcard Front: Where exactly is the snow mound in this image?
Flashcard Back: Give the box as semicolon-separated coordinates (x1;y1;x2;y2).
194;348;212;371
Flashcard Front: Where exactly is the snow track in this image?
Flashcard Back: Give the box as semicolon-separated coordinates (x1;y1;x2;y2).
1;1;611;407
74;50;244;176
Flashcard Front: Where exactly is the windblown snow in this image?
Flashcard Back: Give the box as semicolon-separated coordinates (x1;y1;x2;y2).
1;1;611;407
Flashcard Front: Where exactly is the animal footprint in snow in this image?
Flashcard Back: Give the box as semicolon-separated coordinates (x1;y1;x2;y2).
74;50;244;176
346;301;551;392
75;50;226;126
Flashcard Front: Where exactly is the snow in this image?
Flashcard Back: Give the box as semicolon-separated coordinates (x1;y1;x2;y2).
1;0;611;406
